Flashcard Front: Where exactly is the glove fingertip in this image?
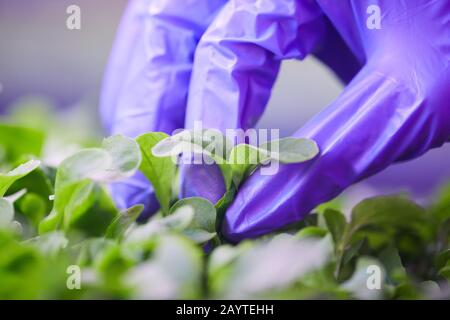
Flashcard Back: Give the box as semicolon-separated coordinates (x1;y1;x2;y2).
110;181;160;222
179;162;226;204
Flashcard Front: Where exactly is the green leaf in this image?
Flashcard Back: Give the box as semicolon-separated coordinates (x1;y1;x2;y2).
342;238;366;265
431;184;450;223
183;229;217;243
30;232;69;257
0;230;72;299
378;245;406;283
217;162;234;191
215;186;236;214
0;159;41;196
160;206;195;231
435;249;450;271
170;197;217;234
76;238;116;267
153;130;234;192
18;193;47;227
323;209;347;246
211;236;332;299
38;210;59;234
125;235;203;299
438;265;450;279
152;129;232;160
296;226;328;239
314;198;343;215
350;196;429;233
208;245;242;276
63;180;96;229
101;135;142;181
4;189;27;203
227;144;267;187
54;135;140;191
105;205;144;240
95;243;139;287
208;245;245;295
151;131;205;158
45;149;107;232
6;164;53;209
136;132;176;214
0;123;45;163
260;137;319;164
40;135;140;234
334;196;431;279
124;205;195;244
68;186;118;237
344;196;435;258
9;165;54;223
0;198;14;227
10;221;23;235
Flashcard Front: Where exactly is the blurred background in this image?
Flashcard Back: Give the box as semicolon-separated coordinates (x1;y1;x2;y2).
1;0;449;204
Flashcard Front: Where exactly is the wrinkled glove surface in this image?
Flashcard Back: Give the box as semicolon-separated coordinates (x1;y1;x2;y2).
101;0;450;240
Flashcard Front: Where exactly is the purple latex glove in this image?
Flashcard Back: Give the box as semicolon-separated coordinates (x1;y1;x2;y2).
100;0;227;217
183;0;450;241
100;0;358;216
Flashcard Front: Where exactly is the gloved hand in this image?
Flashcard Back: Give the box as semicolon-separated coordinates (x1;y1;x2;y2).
182;0;450;241
100;0;227;217
100;0;359;216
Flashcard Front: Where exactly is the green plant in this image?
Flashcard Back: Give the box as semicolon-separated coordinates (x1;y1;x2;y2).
0;118;449;300
151;129;319;220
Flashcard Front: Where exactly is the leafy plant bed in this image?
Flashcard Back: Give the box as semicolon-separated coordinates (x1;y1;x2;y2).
0;122;449;299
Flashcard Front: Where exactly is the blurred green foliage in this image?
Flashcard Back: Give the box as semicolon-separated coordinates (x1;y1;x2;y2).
0;100;449;300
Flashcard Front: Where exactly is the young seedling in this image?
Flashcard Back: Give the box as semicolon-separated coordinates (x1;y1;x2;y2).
0;159;41;197
149;129;319;222
130;129;318;242
1;107;449;300
135;133;176;215
152;128;319;193
0;159;40;232
39;135;141;235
